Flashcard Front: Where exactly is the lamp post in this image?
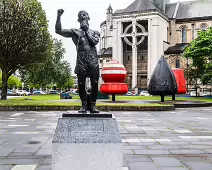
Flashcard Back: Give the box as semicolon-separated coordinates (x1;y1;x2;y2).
186;57;189;93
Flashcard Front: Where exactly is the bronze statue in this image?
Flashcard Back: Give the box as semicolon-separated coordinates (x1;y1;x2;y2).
55;9;100;113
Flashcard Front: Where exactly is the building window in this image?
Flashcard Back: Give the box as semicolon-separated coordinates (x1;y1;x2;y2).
167;27;169;42
102;37;105;48
182;26;187;43
192;24;195;40
200;23;207;31
138;56;141;63
176;59;180;68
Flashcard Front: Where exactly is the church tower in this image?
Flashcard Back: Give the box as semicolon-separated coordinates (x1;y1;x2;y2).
105;4;113;49
106;4;113;24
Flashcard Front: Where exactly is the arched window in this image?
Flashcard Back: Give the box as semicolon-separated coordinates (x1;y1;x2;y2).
200;23;207;31
102;37;105;48
181;26;187;43
176;59;180;68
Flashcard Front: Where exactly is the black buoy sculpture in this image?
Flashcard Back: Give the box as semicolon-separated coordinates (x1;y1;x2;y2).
147;56;178;102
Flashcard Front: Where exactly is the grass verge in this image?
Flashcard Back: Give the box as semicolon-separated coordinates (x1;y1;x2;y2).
0;99;170;107
115;95;212;102
1;94;210;107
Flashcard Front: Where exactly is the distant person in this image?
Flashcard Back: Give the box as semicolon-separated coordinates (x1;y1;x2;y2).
55;9;100;113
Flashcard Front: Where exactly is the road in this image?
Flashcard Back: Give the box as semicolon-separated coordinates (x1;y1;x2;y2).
0;107;212;170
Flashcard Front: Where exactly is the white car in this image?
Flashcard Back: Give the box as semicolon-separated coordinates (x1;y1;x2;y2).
140;91;151;96
190;91;196;97
16;90;30;96
32;90;47;95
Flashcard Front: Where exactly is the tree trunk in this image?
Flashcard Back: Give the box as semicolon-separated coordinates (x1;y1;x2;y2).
112;94;115;101
1;68;8;100
161;95;165;102
172;94;175;101
195;87;198;97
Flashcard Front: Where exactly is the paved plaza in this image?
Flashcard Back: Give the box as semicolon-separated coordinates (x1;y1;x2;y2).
0;107;212;170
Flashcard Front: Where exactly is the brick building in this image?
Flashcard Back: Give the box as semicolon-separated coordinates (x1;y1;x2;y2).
99;0;212;91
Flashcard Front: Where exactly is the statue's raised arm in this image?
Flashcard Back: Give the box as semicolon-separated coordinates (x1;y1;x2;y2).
55;9;73;37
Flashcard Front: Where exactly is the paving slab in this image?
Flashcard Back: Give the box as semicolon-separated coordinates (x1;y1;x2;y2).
0;107;212;170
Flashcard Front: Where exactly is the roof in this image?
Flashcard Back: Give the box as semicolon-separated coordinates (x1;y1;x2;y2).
169;0;212;20
100;20;106;27
114;0;160;14
165;3;177;18
97;48;107;56
114;9;125;13
104;47;112;55
98;47;112;57
113;0;212;20
164;43;189;55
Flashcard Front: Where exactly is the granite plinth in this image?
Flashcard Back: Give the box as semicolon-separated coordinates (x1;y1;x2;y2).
62;113;112;118
52;117;122;170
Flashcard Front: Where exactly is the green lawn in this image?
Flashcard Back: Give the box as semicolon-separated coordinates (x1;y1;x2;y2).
0;100;80;106
0;94;209;107
11;94;80;100
10;94;212;102
0;95;168;107
115;95;212;102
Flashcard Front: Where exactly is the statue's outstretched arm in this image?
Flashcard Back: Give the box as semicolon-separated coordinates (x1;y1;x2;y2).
55;9;73;37
85;30;100;46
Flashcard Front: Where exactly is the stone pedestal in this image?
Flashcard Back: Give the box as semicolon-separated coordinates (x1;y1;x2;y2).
52;114;122;170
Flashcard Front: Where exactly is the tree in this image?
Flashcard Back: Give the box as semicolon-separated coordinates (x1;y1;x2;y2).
0;0;52;99
20;39;73;90
55;60;73;89
184;66;202;97
65;77;74;90
7;75;22;89
0;72;22;89
184;27;212;84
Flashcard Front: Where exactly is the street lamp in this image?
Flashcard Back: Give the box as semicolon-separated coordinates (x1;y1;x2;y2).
186;57;189;93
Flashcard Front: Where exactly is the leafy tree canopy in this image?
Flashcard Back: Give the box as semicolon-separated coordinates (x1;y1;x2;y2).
20;39;73;90
0;0;52;99
0;72;22;89
184;27;212;84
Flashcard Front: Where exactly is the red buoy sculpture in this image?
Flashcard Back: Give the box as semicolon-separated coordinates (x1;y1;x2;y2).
100;60;128;101
171;68;186;94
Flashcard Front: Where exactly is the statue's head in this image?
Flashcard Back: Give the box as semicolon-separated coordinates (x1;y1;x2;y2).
78;10;90;30
78;10;90;22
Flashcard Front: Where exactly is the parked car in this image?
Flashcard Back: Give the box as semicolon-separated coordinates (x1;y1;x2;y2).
126;91;136;96
202;93;208;96
190;91;196;97
7;89;17;96
126;92;132;96
16;90;31;96
140;91;151;96
32;90;47;95
49;90;59;94
71;89;79;95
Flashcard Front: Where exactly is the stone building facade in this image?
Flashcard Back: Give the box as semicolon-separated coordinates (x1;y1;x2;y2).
99;0;212;91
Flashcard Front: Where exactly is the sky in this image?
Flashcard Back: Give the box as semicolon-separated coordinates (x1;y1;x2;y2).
38;0;189;74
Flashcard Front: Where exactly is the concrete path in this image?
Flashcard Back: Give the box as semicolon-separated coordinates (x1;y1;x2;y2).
0;107;212;170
